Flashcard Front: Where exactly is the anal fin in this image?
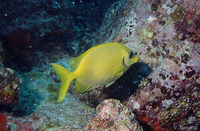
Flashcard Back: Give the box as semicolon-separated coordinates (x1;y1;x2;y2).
75;80;96;93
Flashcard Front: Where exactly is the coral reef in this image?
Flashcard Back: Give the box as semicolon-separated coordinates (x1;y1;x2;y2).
0;66;21;109
46;1;200;130
0;0;200;130
84;99;143;131
92;0;200;130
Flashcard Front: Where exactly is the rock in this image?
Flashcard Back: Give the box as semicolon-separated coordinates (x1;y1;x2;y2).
0;66;21;109
84;99;143;131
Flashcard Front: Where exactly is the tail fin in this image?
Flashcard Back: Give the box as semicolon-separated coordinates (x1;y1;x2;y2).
51;63;73;102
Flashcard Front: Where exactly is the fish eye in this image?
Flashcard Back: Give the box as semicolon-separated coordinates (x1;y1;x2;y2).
129;51;133;58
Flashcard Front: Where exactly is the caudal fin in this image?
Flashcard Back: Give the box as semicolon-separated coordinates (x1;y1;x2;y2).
51;63;73;102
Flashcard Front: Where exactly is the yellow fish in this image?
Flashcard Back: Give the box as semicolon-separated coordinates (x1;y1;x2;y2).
51;42;139;102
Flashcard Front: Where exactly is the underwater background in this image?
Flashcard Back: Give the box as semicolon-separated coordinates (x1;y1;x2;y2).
0;0;200;130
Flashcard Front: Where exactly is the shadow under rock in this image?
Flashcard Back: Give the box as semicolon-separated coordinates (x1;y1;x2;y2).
104;62;152;101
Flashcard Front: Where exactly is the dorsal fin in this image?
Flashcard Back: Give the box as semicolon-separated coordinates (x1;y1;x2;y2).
67;55;84;71
67;47;94;71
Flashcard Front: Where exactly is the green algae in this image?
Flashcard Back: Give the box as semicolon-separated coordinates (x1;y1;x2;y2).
46;94;58;103
46;83;59;93
35;121;59;131
45;83;60;103
80;104;93;110
28;71;44;79
170;5;186;23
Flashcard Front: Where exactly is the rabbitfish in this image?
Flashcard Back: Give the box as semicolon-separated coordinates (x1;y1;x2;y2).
51;42;139;102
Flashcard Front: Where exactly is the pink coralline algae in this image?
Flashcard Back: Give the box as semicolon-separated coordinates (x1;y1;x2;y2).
9;120;34;131
174;1;200;42
83;99;143;131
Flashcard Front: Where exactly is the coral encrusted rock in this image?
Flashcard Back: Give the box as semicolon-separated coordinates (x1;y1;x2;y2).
84;99;143;131
0;65;22;108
